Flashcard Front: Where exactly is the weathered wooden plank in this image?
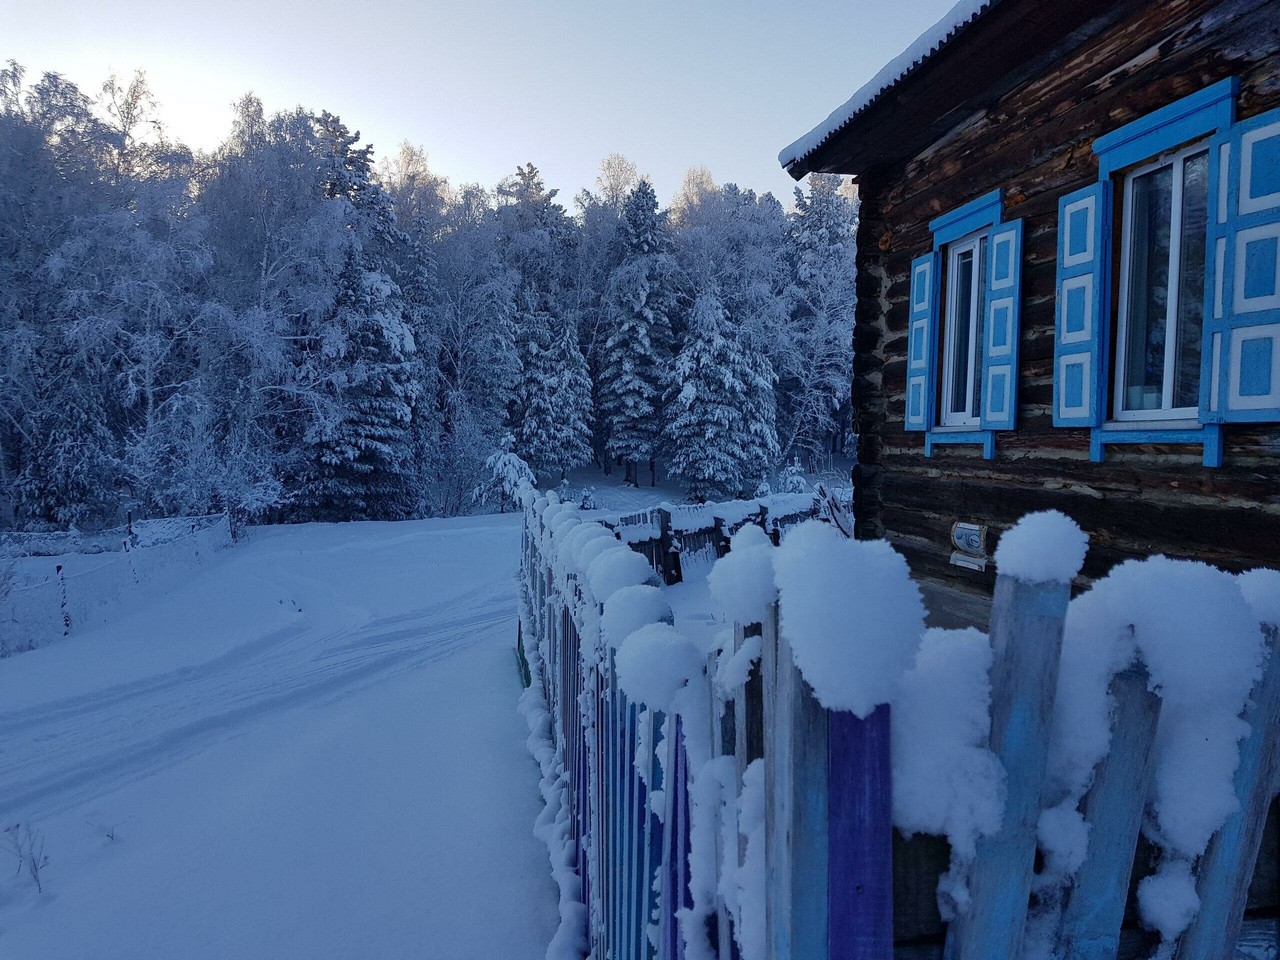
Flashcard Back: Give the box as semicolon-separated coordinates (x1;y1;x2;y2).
1177;623;1280;960
763;599;830;960
1058;665;1162;960
829;703;894;960
946;573;1070;960
762;603;792;960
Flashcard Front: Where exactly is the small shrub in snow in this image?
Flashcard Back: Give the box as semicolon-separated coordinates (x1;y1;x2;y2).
773;520;925;717
616;623;704;712
993;510;1088;585
778;456;810;495
708;524;776;627
3;822;49;894
473;449;536;512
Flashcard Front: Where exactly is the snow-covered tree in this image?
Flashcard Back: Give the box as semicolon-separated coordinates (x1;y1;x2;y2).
599;180;677;485
779;173;858;460
667;292;779;501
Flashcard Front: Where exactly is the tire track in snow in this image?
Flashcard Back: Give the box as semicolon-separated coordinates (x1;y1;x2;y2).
0;561;517;822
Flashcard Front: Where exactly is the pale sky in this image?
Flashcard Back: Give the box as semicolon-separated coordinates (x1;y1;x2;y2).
3;0;957;206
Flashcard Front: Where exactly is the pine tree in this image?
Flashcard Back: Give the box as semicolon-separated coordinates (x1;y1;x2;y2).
303;263;419;520
297;112;421;521
513;313;592;481
779;173;858;459
667;292;779;501
599;180;676;484
546;319;594;479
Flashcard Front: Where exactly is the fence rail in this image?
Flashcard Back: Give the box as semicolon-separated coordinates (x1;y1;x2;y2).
518;492;1280;960
1;513;232;656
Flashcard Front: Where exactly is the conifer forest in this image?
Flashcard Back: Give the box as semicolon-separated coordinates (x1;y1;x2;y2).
0;65;857;530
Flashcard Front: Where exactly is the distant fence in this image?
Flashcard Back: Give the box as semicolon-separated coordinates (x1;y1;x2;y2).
519;492;1280;960
0;514;232;656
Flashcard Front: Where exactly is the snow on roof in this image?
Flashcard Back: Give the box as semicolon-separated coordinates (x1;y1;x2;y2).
779;0;999;172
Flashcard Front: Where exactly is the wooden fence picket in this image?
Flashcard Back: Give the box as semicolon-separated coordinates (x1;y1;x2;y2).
1057;664;1162;960
520;495;1279;960
763;603;830;960
946;573;1071;960
1178;622;1280;960
828;704;894;960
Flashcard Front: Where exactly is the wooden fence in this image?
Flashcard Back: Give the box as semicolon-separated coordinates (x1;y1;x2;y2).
519;494;1280;960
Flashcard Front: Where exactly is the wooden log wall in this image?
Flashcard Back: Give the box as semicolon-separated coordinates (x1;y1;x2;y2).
848;0;1280;594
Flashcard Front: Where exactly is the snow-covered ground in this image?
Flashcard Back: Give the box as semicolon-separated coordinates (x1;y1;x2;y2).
0;515;558;960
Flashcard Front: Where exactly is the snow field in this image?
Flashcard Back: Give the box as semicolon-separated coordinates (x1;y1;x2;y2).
0;514;559;960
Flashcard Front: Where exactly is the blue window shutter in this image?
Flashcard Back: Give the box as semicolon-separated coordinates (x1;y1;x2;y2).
1203;106;1280;422
1053;183;1111;427
981;219;1023;430
905;252;940;432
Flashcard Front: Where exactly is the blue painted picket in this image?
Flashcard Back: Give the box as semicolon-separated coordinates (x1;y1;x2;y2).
521;495;1279;960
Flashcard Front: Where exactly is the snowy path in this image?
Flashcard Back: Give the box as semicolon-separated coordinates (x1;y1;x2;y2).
0;515;558;960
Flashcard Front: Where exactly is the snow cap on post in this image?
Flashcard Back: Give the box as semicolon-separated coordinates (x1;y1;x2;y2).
1237;568;1280;627
586;545;660;603
773;520;926;717
708;523;777;626
616;622;704;711
993;510;1088;585
602;585;674;650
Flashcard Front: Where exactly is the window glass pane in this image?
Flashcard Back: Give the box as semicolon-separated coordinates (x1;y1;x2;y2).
1124;165;1173;412
1174;151;1209;409
951;250;974;415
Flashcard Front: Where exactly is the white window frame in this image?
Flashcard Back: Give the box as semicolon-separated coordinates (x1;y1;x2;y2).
940;230;987;427
1112;141;1210;423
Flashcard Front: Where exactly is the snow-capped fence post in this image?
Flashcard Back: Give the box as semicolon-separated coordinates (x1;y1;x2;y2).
946;512;1085;960
762;600;830;960
657;508;681;586
1177;617;1280;960
1056;664;1162;960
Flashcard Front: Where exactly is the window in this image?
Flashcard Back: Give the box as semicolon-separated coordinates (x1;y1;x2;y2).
1052;78;1280;467
1114;144;1209;420
905;191;1023;458
941;232;988;426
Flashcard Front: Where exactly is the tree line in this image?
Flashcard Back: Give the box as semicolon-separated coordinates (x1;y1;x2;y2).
0;65;857;529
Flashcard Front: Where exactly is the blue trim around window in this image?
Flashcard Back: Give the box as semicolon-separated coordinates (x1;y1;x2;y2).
1088;425;1224;468
925;430;996;460
922;190;1006;457
1073;80;1242;467
929;189;1004;247
1094;78;1238;177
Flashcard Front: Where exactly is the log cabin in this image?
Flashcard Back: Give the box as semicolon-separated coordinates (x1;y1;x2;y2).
780;0;1280;618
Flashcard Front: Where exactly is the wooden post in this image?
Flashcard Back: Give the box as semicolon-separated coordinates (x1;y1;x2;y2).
1177;623;1280;960
946;573;1070;960
763;601;830;960
657;508;682;586
828;703;894;960
1058;665;1162;960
